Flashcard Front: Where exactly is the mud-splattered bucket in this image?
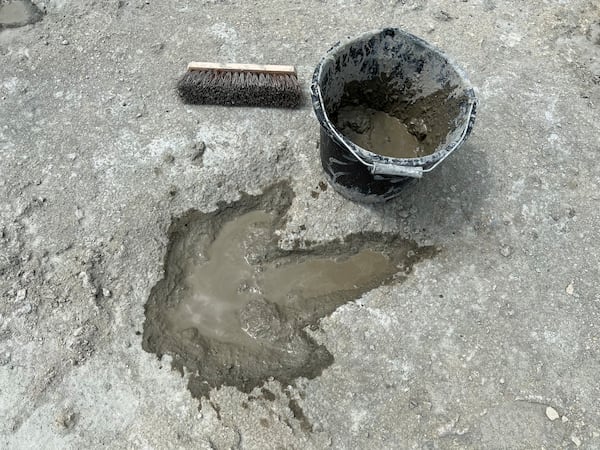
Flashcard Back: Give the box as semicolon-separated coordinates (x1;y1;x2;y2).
311;28;477;203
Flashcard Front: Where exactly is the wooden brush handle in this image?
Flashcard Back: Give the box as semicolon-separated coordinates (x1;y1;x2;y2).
187;62;296;75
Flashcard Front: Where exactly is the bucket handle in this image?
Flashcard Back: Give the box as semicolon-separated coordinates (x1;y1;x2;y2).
314;84;476;179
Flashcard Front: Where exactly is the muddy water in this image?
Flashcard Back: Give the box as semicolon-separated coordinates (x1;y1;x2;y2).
261;249;396;303
0;2;28;24
337;105;423;158
167;210;271;345
0;0;42;27
167;210;399;347
142;183;435;401
334;79;462;158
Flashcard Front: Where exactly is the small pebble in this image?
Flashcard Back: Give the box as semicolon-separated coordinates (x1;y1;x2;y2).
561;415;569;423
16;289;27;302
571;435;581;447
190;141;206;162
546;406;559;421
55;409;76;429
61;39;69;45
0;352;11;366
102;288;111;298
500;246;512;257
566;282;574;295
434;10;453;21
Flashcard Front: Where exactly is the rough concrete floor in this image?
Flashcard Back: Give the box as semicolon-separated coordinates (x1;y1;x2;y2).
1;0;600;448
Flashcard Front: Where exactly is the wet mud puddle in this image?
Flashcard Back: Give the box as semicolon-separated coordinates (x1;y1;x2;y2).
167;210;399;347
0;0;43;28
143;184;434;401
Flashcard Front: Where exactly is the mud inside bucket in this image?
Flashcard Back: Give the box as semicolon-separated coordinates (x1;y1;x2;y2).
311;28;477;203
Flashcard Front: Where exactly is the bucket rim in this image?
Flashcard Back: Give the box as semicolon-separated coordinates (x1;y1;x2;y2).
310;27;478;175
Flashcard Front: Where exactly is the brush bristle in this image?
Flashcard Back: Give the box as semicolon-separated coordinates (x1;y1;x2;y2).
177;70;302;108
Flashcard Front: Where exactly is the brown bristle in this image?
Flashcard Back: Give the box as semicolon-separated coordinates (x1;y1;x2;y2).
177;70;302;108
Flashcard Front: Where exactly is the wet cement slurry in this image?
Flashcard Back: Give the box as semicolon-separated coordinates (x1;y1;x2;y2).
168;210;401;347
143;184;435;401
333;79;463;158
0;0;43;28
336;105;424;158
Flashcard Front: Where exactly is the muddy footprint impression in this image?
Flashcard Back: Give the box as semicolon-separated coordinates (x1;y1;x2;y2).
143;182;434;401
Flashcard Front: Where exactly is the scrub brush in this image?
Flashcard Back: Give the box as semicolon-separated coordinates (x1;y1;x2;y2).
177;62;302;108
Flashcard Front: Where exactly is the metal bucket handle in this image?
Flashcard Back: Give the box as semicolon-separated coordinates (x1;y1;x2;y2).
313;83;476;179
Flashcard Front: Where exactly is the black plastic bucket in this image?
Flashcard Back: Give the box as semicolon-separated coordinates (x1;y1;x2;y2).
311;28;477;203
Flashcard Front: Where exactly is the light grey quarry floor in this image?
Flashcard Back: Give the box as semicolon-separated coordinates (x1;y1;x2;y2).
1;0;599;448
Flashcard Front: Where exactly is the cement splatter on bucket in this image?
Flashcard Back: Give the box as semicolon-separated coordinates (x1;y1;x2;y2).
311;28;477;202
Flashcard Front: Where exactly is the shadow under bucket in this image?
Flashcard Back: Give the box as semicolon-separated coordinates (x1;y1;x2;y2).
311;28;477;203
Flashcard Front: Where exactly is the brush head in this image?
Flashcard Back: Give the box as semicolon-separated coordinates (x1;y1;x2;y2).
177;70;302;108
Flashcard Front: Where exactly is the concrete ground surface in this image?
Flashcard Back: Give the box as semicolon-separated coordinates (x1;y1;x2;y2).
1;0;600;448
